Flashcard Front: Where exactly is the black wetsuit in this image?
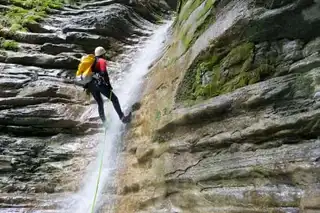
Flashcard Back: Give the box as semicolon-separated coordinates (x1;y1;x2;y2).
86;57;124;122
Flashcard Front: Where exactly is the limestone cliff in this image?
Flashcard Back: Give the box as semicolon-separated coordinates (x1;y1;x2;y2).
116;0;320;212
0;0;170;211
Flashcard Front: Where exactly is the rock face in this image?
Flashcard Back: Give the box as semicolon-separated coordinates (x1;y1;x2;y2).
0;0;170;211
116;0;320;212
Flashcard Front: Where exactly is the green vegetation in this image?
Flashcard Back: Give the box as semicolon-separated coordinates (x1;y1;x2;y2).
177;0;214;25
179;0;202;23
0;39;19;51
197;0;215;21
167;0;216;67
0;0;65;32
176;0;216;54
179;42;277;102
0;0;83;50
179;23;193;48
192;2;215;39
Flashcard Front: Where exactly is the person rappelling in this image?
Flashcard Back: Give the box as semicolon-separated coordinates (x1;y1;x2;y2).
75;46;132;126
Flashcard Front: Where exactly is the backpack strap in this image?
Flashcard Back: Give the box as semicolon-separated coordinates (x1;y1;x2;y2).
91;56;98;73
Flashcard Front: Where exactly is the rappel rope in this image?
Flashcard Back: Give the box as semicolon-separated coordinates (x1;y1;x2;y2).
90;91;114;213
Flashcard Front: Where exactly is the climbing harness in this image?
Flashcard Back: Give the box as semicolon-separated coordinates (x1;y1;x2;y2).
90;91;113;213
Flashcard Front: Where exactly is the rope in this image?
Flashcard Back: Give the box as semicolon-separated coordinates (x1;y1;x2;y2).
90;127;107;213
90;90;114;213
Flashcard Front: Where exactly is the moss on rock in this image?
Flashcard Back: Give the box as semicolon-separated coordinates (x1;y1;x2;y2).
175;0;216;52
178;0;203;24
0;39;19;51
0;0;82;32
3;6;47;32
221;42;254;68
178;41;277;103
0;0;83;50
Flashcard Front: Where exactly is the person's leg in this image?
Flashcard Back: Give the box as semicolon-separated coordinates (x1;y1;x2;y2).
98;84;124;119
87;82;106;122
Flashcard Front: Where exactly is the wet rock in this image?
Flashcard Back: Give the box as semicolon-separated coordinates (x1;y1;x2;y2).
40;43;82;55
0;29;65;45
0;4;9;12
0;132;101;195
246;0;320;42
0;103;85;128
116;1;320;213
0;97;50;109
65;32;112;53
281;40;303;62
303;37;320;57
163;0;177;10
63;4;147;40
0;0;164;210
60;8;98;16
301;185;320;210
136;145;154;163
0;78;29;89
0;155;13;172
24;23;55;33
81;0;127;8
289;53;320;73
0;0;9;5
4;52;79;69
18;80;83;101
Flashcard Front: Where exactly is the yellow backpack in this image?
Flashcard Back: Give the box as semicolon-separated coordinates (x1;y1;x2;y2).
75;54;96;86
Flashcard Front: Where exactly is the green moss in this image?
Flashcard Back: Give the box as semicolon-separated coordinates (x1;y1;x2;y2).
196;0;215;22
2;6;48;31
190;42;254;99
191;7;215;42
180;24;193;48
220;72;247;94
0;0;84;50
192;62;221;99
178;0;203;23
251;64;275;79
0;39;19;51
249;166;271;178
187;42;277;102
221;42;255;69
177;0;216;51
10;0;63;9
0;0;80;33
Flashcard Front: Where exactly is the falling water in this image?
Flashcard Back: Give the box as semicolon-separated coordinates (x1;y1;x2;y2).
62;20;173;213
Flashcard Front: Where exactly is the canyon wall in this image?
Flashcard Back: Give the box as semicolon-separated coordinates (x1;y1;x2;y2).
116;0;320;212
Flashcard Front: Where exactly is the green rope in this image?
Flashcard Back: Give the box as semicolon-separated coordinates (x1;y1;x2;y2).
90;128;107;213
90;90;113;213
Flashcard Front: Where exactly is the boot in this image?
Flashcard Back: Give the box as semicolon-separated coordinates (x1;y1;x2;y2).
121;112;132;124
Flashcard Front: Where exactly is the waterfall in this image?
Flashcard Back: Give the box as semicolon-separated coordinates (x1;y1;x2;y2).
62;20;173;213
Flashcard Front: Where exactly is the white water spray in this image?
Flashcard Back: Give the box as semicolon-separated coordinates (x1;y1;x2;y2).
63;20;173;213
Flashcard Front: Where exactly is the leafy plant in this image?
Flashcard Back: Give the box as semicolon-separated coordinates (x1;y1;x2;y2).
0;38;19;51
